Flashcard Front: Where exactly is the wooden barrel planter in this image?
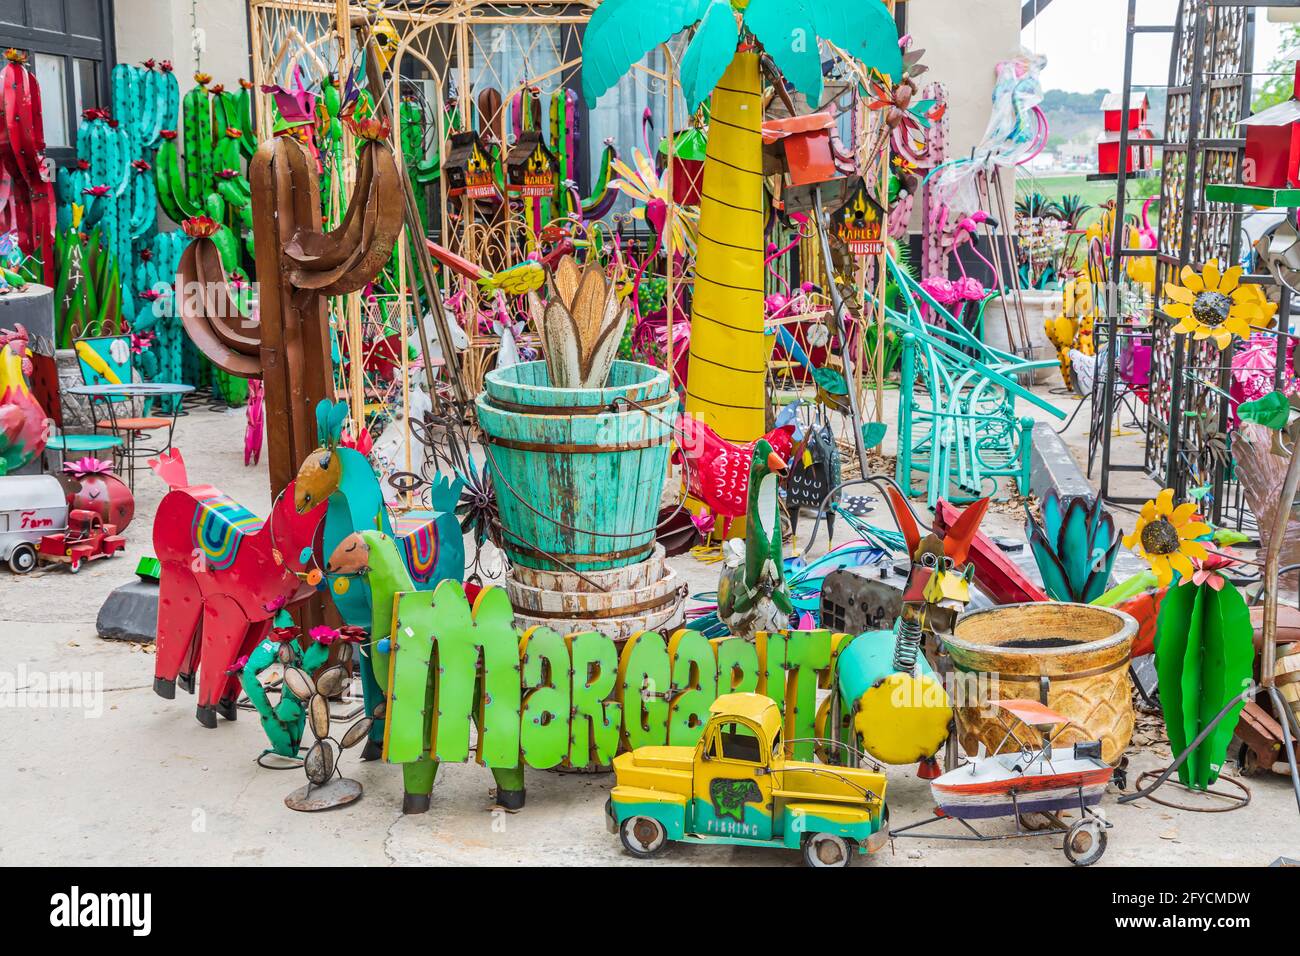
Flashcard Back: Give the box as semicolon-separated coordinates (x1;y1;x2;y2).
507;546;688;644
1277;643;1300;730
945;603;1137;764
476;360;677;572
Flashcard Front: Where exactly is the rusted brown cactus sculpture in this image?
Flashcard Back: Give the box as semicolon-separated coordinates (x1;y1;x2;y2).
178;121;403;497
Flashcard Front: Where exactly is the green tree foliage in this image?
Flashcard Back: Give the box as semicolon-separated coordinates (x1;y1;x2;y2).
1253;24;1300;113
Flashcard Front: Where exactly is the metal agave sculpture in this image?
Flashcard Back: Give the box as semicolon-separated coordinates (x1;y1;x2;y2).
1026;490;1120;604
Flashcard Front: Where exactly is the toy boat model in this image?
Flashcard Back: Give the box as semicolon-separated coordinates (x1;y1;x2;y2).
929;699;1115;820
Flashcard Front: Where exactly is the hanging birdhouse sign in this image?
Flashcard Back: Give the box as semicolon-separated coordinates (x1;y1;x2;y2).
445;130;499;200
832;179;885;257
505;130;558;198
762;112;837;187
657;126;707;205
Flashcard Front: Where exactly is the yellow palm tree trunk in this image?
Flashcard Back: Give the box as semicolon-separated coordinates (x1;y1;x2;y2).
685;50;766;443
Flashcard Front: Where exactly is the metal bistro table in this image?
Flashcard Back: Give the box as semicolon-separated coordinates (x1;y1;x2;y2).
64;382;195;490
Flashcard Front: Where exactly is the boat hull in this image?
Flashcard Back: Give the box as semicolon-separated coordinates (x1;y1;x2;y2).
931;766;1112;820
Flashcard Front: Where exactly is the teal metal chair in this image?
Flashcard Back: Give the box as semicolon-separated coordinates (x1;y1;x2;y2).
871;256;1067;507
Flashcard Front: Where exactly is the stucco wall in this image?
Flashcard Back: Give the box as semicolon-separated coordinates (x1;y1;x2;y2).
115;0;251;86
906;0;1024;163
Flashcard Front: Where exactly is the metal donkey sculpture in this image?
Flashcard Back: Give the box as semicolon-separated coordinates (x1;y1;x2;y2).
149;448;326;727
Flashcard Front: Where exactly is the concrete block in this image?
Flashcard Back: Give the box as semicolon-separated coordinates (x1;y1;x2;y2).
96;578;158;643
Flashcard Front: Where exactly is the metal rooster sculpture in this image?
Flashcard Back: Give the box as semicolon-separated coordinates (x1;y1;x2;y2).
673;409;796;540
717;440;792;641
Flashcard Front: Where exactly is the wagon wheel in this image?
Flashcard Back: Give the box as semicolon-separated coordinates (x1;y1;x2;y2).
8;543;36;574
1063;819;1107;866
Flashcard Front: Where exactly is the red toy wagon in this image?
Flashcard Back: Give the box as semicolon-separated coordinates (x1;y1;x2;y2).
37;509;125;573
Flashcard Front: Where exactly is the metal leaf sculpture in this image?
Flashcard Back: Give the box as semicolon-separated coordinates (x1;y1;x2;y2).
1025;490;1120;604
529;255;628;389
178;129;403;497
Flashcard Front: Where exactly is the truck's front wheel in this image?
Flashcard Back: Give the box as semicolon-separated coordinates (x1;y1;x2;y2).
803;832;852;868
619;816;668;859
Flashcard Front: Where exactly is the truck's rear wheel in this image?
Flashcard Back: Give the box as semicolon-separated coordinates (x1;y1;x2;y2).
803;832;852;868
8;543;36;574
619;816;667;858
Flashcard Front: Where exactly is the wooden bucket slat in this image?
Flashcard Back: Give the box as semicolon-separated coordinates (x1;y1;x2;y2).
477;361;676;572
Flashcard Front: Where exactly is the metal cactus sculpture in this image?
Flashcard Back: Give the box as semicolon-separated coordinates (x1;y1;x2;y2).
0;49;56;285
155;73;255;254
1026;490;1121;604
179;116;403;498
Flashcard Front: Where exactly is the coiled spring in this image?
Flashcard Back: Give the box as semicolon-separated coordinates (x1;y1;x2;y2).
893;617;923;673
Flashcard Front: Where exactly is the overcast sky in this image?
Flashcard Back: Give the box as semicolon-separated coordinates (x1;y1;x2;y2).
1024;0;1290;93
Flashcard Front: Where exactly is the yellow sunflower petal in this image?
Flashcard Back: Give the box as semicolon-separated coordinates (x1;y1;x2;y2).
1182;539;1209;560
1192;327;1212;341
1179;521;1212;540
1224;315;1250;338
1219;265;1242;293
1203;261;1221;291
1150;554;1174;588
1170;502;1199;526
1171;319;1196;335
1165;284;1196;305
1155;488;1175;515
1140;501;1157;521
1165;302;1192;319
1122;531;1140;550
1180;266;1204;291
1167;550;1195;581
1212;330;1233;350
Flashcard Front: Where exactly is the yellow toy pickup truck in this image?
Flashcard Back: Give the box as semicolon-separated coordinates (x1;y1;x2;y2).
605;692;889;867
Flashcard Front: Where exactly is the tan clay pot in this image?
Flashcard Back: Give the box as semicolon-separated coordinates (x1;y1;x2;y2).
945;603;1136;764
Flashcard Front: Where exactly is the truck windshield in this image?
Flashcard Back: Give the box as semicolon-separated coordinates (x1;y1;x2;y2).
715;722;762;763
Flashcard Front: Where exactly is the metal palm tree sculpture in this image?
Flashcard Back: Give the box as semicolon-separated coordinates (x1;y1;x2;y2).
583;0;901;442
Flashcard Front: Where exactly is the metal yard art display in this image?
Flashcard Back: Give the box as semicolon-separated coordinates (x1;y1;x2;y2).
149;449;327;728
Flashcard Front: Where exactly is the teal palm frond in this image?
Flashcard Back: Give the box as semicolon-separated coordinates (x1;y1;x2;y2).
743;0;823;102
582;0;713;105
582;0;901;109
679;0;741;108
807;0;902;80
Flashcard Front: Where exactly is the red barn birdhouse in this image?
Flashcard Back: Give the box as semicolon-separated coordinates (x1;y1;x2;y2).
658;127;707;206
1240;62;1300;189
1096;93;1155;176
762;112;838;187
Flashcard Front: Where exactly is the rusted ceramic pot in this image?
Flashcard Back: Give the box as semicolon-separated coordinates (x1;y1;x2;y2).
945;603;1136;764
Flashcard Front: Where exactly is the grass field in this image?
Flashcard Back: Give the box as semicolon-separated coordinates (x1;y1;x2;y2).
1016;171;1161;231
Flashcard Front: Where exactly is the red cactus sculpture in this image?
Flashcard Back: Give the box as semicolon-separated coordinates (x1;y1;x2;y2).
0;49;55;284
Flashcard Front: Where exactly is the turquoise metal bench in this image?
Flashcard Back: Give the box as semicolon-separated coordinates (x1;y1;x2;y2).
868;256;1066;507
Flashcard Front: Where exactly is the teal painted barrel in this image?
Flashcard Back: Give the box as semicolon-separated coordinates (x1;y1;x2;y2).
476;360;678;572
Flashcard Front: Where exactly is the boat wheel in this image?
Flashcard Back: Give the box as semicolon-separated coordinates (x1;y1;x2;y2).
1063;819;1107;866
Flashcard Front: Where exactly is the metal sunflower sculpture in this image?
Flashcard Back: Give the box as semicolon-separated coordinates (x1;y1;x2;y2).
1163;262;1273;350
1122;488;1212;587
